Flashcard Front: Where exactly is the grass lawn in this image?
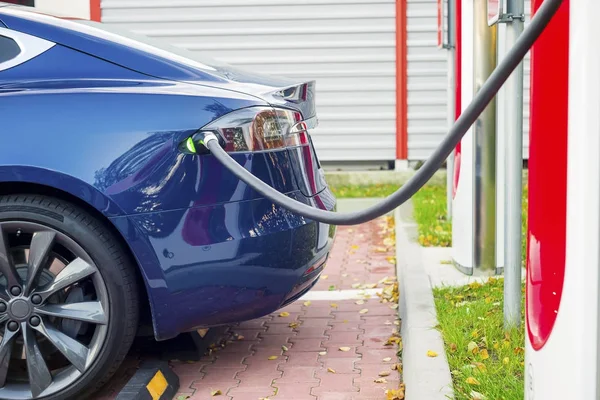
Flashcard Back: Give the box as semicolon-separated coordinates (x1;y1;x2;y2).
330;183;399;198
433;279;525;400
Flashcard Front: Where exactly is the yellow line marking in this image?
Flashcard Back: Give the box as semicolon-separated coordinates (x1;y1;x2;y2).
146;370;168;400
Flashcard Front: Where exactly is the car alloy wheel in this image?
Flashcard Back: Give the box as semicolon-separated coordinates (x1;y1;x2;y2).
0;221;109;399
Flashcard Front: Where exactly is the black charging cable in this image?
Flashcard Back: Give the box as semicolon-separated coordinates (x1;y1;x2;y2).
200;0;563;225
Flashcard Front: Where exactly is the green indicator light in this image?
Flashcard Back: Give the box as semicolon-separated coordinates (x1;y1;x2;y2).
186;137;196;153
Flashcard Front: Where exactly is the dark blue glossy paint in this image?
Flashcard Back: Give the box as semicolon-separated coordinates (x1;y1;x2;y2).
0;6;335;340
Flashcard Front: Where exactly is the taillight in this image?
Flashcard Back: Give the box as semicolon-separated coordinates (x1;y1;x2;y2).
200;106;308;152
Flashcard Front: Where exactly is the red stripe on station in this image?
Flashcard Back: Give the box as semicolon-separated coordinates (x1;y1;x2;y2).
395;0;408;161
452;0;462;198
90;0;101;21
526;0;570;351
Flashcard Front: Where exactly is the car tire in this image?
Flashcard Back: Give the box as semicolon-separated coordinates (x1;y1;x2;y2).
0;194;139;400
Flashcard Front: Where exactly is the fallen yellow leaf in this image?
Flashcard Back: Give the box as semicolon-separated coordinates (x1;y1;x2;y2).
355;300;365;305
389;304;399;310
327;367;336;373
268;356;278;360
386;387;405;400
351;245;360;250
289;322;300;329
503;357;510;365
303;301;312;307
383;357;392;362
375;247;387;253
480;349;489;360
210;389;222;396
470;390;486;400
351;283;361;289
279;312;290;317
359;309;369;314
322;275;329;280
281;345;288;352
319;351;327;356
465;377;480;385
450;343;458;352
330;303;338;308
427;350;438;357
374;378;388;384
339;347;351;352
472;362;486;372
392;363;402;371
378;371;391;377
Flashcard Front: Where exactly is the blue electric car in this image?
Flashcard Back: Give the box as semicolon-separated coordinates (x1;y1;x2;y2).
0;4;335;399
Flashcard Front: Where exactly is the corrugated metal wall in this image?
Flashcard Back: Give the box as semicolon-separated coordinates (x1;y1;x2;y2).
406;0;448;160
100;0;398;162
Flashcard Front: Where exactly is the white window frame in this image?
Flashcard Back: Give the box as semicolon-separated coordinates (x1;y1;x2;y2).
0;26;54;72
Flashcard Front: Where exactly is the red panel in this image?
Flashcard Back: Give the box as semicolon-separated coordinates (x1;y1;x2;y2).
90;0;101;22
395;0;408;160
452;0;462;199
526;0;569;350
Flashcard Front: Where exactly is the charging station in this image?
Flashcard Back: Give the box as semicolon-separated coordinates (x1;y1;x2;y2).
525;0;600;398
451;0;505;276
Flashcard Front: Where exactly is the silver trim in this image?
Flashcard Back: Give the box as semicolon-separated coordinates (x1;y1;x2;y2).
0;27;55;72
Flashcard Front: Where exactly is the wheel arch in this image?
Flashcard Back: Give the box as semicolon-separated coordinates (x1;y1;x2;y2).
0;176;155;336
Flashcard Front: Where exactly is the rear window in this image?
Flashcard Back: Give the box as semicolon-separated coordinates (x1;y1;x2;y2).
0;35;20;63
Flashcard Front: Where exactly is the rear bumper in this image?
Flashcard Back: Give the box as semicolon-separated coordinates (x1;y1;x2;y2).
112;189;336;340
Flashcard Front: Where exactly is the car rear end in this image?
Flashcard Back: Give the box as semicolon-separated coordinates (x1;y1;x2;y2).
172;98;338;327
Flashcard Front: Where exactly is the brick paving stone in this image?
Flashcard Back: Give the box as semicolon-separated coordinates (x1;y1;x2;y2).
326;321;364;333
228;386;276;399
293;327;330;339
261;323;297;335
317;394;359;400
355;347;400;364
298;318;333;328
320;357;361;374
286;338;326;352
304;306;335;318
275;366;320;383
274;382;320;399
326;331;361;343
311;373;360;394
283;351;322;367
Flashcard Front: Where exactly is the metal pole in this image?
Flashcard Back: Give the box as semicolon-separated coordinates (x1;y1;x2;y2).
503;0;524;329
446;0;456;221
472;0;497;275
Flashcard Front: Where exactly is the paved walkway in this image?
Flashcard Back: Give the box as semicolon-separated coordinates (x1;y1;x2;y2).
98;217;403;400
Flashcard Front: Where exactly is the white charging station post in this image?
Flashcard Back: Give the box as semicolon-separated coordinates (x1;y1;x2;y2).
451;0;503;276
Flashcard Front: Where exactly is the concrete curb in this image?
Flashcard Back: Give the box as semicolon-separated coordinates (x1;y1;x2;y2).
395;201;454;400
